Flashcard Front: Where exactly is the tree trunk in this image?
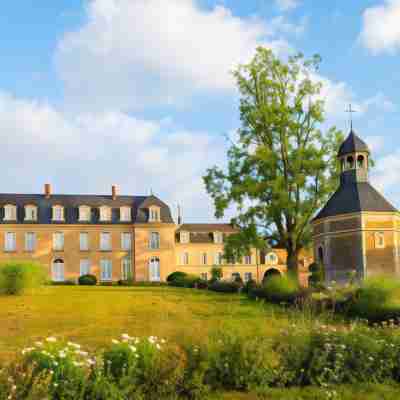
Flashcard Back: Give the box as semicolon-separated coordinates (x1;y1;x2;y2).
286;247;300;284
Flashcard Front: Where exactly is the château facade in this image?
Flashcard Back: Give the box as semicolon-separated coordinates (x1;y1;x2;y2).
0;184;312;283
312;130;400;283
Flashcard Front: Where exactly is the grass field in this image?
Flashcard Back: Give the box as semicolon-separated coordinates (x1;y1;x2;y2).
1;286;400;399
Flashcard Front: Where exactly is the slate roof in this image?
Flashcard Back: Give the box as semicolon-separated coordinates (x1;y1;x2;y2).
338;130;370;157
176;223;238;233
313;182;398;221
0;193;174;224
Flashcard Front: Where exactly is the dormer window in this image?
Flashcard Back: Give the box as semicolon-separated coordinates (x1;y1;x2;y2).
99;206;111;222
24;205;38;221
149;206;160;222
180;231;189;244
52;205;64;221
214;231;223;244
4;204;17;221
79;205;91;222
266;252;278;265
120;206;131;222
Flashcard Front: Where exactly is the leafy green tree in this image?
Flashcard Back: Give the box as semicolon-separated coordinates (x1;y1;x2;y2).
203;47;343;280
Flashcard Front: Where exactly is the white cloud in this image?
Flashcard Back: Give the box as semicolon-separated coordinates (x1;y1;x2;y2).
371;150;400;195
359;0;400;54
365;135;385;153
275;0;300;12
55;0;292;111
0;90;227;222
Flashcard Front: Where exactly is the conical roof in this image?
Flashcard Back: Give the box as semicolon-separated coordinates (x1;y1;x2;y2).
338;130;370;157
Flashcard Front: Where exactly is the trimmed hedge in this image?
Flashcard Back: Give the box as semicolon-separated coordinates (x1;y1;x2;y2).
166;271;187;282
208;281;240;293
78;274;97;286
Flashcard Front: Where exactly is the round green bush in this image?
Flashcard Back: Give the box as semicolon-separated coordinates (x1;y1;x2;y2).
166;271;187;282
263;275;299;304
208;281;240;293
0;261;46;295
78;274;97;286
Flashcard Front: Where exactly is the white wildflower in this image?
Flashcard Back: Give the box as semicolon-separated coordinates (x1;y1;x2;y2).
46;337;57;343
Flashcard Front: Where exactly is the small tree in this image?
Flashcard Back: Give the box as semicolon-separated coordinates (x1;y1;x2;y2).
210;266;223;282
204;47;343;281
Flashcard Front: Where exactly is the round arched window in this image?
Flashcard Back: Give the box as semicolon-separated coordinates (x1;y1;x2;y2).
346;156;354;169
357;155;364;169
266;252;278;265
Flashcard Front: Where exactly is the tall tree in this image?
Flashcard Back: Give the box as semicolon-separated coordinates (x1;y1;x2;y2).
203;47;343;280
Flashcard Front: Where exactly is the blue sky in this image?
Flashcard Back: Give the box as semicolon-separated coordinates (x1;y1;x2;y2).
1;0;400;222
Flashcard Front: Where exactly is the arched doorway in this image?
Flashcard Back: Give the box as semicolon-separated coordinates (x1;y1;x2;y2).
262;268;281;283
52;258;65;282
149;257;160;282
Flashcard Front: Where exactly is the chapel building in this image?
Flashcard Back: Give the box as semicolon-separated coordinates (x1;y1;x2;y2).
312;130;400;283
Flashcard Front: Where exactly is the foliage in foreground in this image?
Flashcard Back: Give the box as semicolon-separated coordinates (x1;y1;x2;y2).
4;323;400;399
0;261;46;295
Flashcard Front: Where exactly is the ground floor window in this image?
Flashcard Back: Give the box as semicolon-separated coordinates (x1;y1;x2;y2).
244;272;252;282
232;272;241;281
121;257;132;280
80;259;91;276
200;272;208;281
149;257;160;282
100;259;112;281
52;258;65;282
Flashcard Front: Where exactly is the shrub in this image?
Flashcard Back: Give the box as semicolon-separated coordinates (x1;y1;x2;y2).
99;281;114;286
233;274;244;287
263;275;299;304
308;262;325;289
117;279;134;286
51;279;76;286
208;281;240;293
210;266;223;282
78;274;97;286
196;279;208;289
346;276;400;321
167;271;187;282
169;274;199;288
0;261;46;295
242;279;258;294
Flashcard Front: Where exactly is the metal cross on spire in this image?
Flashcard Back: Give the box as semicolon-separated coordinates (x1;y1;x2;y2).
345;103;357;131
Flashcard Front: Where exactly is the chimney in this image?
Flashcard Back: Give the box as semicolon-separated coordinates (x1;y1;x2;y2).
44;183;51;199
112;185;118;200
177;204;182;225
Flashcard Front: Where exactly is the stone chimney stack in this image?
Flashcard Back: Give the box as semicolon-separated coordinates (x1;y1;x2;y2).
44;183;51;199
112;185;118;200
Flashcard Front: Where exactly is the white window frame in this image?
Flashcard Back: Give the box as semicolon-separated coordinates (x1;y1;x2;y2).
53;232;64;251
244;272;252;282
120;207;131;222
52;205;64;222
180;231;189;244
4;204;17;221
100;259;112;281
99;206;111;222
80;232;89;251
121;257;132;280
214;231;223;244
181;252;189;265
121;232;132;251
201;252;208;265
100;232;112;251
52;259;65;282
80;259;91;276
200;272;208;281
25;232;36;252
375;232;385;249
149;231;160;250
4;232;16;252
267;252;278;265
79;205;91;222
214;252;223;265
24;205;37;221
149;206;160;222
243;255;252;265
149;257;160;282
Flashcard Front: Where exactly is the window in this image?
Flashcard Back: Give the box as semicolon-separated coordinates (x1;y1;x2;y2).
24;205;37;221
243;255;252;265
120;207;131;222
4;205;17;221
121;232;132;251
375;232;385;249
52;259;64;282
52;205;64;221
121;257;132;280
214;231;223;244
232;272;240;281
80;259;91;276
180;231;189;244
80;232;89;251
181;252;189;265
25;232;36;252
200;272;208;281
100;259;112;281
79;206;91;222
149;257;160;281
149;232;160;249
346;156;354;169
149;207;160;222
357;155;364;169
53;232;64;251
244;272;252;282
4;232;16;251
201;252;208;265
266;252;278;265
318;246;324;263
214;252;223;265
100;232;111;251
99;206;111;222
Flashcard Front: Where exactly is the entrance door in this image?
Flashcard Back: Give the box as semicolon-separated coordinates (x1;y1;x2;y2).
149;257;160;282
52;258;65;282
